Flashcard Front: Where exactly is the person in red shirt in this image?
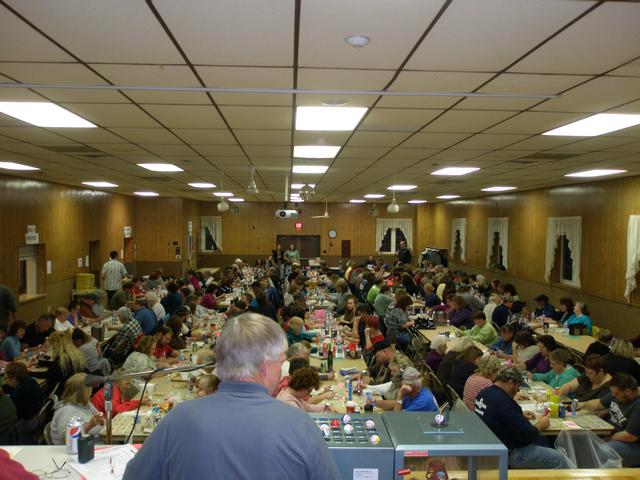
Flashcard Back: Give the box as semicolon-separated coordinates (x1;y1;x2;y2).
0;449;39;480
153;326;179;364
91;379;141;416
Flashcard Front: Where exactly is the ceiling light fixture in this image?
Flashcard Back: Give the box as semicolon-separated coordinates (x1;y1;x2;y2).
364;193;385;199
188;182;216;188
82;181;117;188
543;114;640;137
138;163;183;172
431;167;480;176
408;200;427;204
350;199;365;203
345;35;370;48
0;102;96;128
387;192;400;214
0;161;39;170
387;185;417;191
437;195;460;199
321;100;349;107
292;165;328;174
565;169;627;178
213;192;234;197
291;183;316;189
295;106;367;131
229;198;244;202
217;199;230;212
482;186;517;192
134;191;159;197
293;145;341;158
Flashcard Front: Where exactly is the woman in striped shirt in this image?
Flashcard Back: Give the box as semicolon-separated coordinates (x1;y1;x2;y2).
463;355;502;411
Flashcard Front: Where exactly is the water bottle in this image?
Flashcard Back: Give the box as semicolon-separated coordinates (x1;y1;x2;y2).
112;310;117;325
346;376;353;401
571;398;578;417
178;351;185;362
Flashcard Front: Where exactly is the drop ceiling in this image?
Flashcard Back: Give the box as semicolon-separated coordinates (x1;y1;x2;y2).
0;0;639;203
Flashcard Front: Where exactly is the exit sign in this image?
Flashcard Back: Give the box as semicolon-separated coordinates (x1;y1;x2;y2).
295;222;303;230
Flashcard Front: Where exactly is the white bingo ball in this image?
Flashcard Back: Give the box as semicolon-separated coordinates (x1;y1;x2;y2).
342;414;352;424
343;424;354;434
365;419;375;429
370;434;381;445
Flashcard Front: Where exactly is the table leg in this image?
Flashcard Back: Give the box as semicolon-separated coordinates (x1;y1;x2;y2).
468;456;477;480
498;452;509;480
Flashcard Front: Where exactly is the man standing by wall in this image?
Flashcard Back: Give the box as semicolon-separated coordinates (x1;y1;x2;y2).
101;251;127;303
397;240;412;265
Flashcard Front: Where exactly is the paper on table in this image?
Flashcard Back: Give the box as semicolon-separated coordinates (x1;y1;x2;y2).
518;402;537;413
69;445;137;480
1;447;22;457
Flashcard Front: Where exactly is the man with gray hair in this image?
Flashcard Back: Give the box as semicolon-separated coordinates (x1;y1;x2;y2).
108;306;141;360
393;367;438;412
124;313;340;480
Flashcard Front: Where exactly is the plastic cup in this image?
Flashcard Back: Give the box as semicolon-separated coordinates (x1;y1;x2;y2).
345;401;356;413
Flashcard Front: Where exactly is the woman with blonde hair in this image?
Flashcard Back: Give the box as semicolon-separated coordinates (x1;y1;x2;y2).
32;330;86;396
122;335;171;373
463;355;502;410
605;339;640;381
50;372;104;444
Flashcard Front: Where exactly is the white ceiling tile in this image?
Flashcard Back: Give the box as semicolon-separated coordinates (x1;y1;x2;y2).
243;145;290;157
485;112;585;135
511;2;640;75
142;105;224;129
62;103;160;128
155;0;293;66
347;131;408;147
6;0;184;63
0;62;106;85
171;129;235;145
532;76;640;113
399;132;470;149
0;85;44;102
46;127;128;144
453;134;531;150
383;148;439;160
219;106;291;130
407;0;593;71
299;0;446;69
108;128;181;145
294;131;350;146
0;126;74;144
0;8;74;61
360;108;441;132
423;110;515;133
234;130;291;146
339;146;389;158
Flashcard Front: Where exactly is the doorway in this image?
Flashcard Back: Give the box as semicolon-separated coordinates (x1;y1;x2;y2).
276;235;321;259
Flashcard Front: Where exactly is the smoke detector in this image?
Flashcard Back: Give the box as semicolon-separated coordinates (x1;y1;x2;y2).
345;35;370;48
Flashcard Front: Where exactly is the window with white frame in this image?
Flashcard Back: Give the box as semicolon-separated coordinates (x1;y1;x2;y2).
200;216;222;252
545;216;581;288
487;217;509;270
451;218;467;262
376;218;412;254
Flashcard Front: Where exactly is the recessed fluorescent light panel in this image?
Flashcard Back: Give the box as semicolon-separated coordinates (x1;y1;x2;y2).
349;199;365;203
0;102;96;128
387;185;417;191
292;165;329;174
431;167;480;176
482;186;517;192
138;163;183;172
82;181;117;188
293;145;341;159
291;183;316;189
188;182;216;188
0;161;39;170
565;169;626;178
228;198;244;202
543;114;640;136
437;195;460;199
295;106;367;131
408;200;427;204
364;194;385;199
213;192;234;197
134;191;159;197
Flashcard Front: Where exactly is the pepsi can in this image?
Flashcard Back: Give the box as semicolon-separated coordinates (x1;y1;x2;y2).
558;405;566;418
66;417;83;454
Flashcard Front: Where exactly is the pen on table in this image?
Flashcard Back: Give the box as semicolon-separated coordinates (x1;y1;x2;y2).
110;456;114;475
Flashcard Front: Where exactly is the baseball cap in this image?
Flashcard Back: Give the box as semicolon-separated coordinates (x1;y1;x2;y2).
371;339;391;355
401;367;421;382
496;366;527;386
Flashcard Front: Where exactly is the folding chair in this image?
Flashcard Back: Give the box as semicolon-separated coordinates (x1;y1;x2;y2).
446;384;461;406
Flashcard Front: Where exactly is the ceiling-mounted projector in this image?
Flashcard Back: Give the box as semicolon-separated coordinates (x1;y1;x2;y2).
275;209;299;219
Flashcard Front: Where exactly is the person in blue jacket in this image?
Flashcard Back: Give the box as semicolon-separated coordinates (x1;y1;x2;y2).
567;302;592;335
393;367;438;412
534;294;556;318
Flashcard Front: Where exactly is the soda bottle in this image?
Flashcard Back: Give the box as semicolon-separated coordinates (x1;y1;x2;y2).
571;398;578;417
327;343;334;372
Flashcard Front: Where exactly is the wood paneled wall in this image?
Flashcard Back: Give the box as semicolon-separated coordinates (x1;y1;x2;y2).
199;201;417;259
415;175;640;336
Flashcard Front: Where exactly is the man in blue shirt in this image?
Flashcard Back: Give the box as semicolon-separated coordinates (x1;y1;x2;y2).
124;313;340;480
131;298;157;335
474;367;572;469
534;295;556;318
394;367;438;412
